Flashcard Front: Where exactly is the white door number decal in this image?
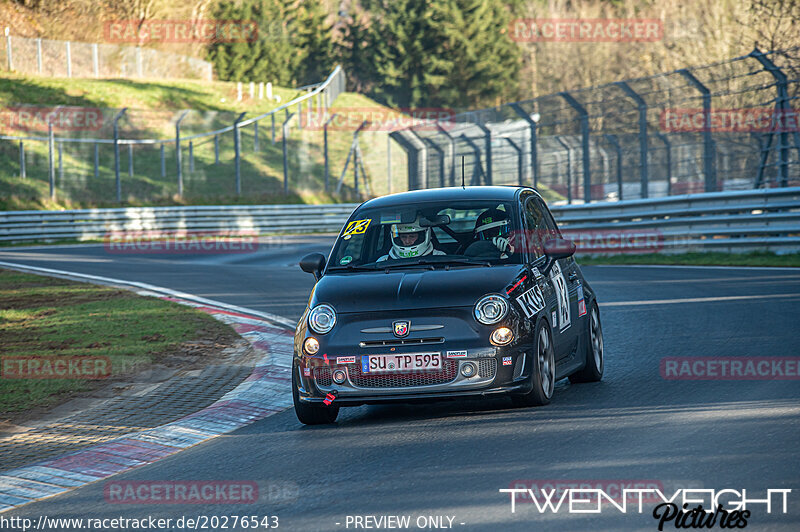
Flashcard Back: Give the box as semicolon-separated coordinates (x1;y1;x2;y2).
516;285;545;318
550;262;571;331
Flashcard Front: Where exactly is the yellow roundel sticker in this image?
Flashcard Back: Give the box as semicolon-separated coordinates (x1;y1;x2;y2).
341;219;371;238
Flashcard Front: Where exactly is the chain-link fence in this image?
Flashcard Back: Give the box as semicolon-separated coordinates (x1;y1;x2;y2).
0;67;353;205
1;34;212;81
392;47;800;203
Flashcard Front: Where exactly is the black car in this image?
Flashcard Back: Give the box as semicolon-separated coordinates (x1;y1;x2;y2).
293;186;603;425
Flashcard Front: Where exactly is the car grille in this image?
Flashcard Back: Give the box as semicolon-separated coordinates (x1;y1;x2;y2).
359;337;444;348
314;358;497;389
478;358;497;378
314;367;332;386
348;359;459;388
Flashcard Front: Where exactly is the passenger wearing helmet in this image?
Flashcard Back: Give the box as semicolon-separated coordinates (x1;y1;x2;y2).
377;218;445;261
470;207;515;258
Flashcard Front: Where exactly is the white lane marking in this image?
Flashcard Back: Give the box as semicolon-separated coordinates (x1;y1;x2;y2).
0;261;297;329
603;293;800;307
588;264;800;271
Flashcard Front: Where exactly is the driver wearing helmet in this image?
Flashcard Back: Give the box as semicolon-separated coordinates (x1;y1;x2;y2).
472;207;515;258
377;218;445;261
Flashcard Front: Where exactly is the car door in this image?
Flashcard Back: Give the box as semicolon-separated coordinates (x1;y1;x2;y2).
521;195;572;360
534;197;582;357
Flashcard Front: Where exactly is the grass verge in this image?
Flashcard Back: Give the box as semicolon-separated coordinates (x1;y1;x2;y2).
577;251;800;268
0;269;239;415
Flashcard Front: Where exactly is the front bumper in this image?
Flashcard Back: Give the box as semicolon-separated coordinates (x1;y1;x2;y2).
294;347;532;406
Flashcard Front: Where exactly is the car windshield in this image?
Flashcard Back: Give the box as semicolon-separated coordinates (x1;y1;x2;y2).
328;200;522;270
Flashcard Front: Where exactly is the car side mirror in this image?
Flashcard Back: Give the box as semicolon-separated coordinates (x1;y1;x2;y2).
299;253;326;281
541;238;576;276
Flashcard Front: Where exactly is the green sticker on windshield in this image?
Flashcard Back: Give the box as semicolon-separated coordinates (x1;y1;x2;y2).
340;255;353;265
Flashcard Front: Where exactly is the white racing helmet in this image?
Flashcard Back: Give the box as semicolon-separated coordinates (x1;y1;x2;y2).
389;218;434;259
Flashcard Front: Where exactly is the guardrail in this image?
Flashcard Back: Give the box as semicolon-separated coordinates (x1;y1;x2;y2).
1;187;798;253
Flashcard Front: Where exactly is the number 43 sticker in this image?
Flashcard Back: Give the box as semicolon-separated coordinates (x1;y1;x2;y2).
342;219;371;240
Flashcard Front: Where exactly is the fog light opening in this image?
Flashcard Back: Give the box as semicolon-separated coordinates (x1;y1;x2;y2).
332;368;347;384
491;327;514;346
460;362;477;378
304;337;320;355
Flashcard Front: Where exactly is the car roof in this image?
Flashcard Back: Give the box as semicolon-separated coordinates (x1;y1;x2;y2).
359;186;541;209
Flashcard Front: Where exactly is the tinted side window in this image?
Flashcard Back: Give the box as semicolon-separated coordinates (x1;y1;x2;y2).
523;198;547;258
534;198;561;240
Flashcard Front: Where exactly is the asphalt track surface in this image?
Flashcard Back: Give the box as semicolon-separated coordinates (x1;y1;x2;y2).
1;238;800;531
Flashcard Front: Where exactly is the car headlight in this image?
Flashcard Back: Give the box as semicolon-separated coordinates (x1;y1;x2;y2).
474;294;508;325
308;304;336;334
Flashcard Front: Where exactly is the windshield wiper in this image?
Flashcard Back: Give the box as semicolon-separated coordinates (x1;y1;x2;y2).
327;263;383;272
380;257;491;270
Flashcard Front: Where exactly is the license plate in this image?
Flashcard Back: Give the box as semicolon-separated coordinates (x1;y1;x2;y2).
361;353;441;373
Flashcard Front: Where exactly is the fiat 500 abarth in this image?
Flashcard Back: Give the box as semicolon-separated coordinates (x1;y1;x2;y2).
293;186;603;425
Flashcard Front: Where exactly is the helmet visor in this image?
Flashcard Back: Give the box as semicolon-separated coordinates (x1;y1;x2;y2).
477;220;510;241
393;230;425;247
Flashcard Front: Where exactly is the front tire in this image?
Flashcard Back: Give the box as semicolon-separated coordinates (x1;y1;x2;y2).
292;369;339;425
569;302;604;383
512;320;555;407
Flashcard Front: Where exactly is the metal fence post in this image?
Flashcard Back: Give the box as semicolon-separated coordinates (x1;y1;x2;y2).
92;43;99;77
510;104;539;187
271;114;276;144
58;141;63;183
6;34;12;71
616;81;649;198
36;38;42;74
560;91;592;202
48;122;55;199
113;108;127;203
234;112;246;195
94;143;99;179
387;135;392;194
474;121;493;185
18;140;25;178
214;134;219;164
655;132;672;195
505;138;524;185
436;124;457;187
423;138;445;187
604;134;623;201
65;41;71;78
323;113;338;193
282;112;294;195
254;121;259;152
189;140;194;173
678;69;716;192
160;144;165;177
554;136;572;204
128;144;133;176
750;49;799;188
175;110;189;198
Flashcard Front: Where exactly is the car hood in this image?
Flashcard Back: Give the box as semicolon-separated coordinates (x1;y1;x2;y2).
310;265;525;313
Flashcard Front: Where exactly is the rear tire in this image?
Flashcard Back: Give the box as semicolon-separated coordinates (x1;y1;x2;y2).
511;320;555;407
292;369;339;425
569;302;604;383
